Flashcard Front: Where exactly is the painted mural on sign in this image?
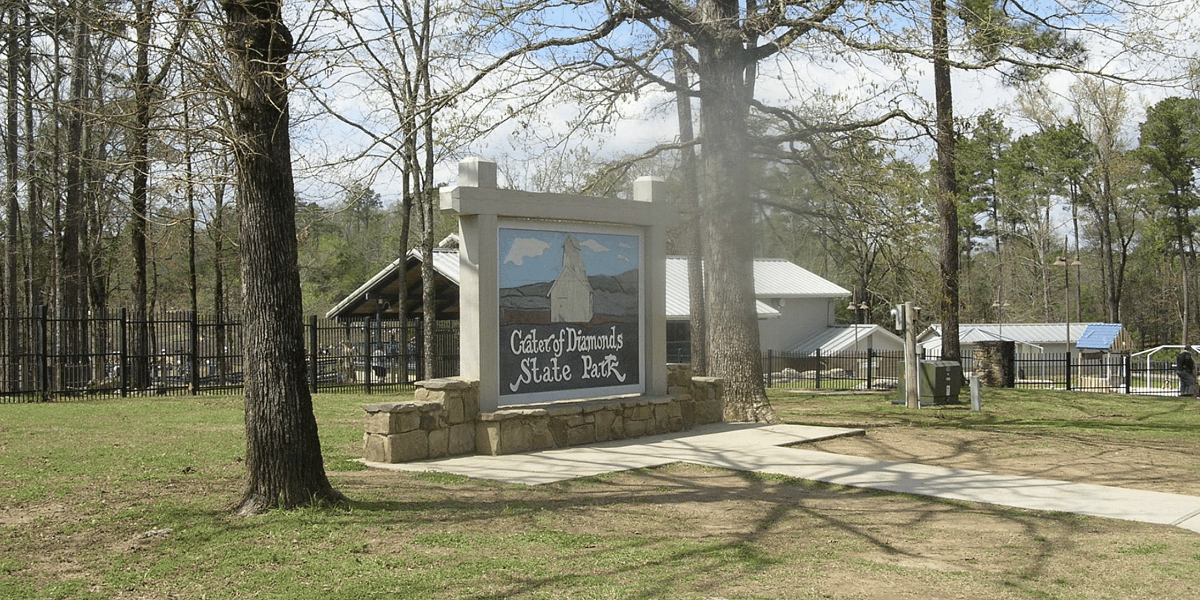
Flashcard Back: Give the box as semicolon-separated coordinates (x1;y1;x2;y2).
498;225;642;402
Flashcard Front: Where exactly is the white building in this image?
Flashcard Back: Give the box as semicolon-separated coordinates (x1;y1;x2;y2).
328;250;887;359
548;236;594;323
661;256;893;358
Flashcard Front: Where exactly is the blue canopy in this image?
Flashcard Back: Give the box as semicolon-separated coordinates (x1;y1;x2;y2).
1076;323;1128;351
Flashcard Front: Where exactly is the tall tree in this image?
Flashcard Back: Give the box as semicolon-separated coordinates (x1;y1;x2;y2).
931;0;960;361
954;111;1012;319
1137;97;1200;345
631;0;853;422
129;0;197;387
60;0;93;384
4;0;23;384
671;35;706;375
1069;78;1139;323
308;0;471;378
219;0;343;515
761;134;930;322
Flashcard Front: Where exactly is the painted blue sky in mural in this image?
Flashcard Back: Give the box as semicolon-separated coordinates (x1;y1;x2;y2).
499;228;639;288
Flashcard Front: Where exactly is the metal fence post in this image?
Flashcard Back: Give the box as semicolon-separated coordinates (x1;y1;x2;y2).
308;315;318;392
815;348;822;389
1065;351;1072;391
363;318;373;394
867;348;874;390
765;349;773;388
188;311;199;395
36;305;48;399
1124;353;1131;395
119;307;128;397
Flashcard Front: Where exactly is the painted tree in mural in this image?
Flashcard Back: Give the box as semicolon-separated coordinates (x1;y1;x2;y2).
219;0;344;514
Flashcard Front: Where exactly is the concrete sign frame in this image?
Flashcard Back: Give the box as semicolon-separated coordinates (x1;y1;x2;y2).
440;158;677;412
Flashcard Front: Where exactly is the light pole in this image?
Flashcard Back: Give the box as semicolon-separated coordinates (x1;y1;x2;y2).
992;298;1010;337
847;300;869;350
847;301;869;380
1053;253;1082;389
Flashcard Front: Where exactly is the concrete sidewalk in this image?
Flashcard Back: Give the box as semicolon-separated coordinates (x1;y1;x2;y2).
364;422;1200;534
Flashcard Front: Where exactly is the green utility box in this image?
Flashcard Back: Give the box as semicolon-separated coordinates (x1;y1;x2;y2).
895;360;963;406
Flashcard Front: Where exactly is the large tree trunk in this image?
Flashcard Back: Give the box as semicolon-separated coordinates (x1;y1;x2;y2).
932;0;961;362
60;1;90;386
5;2;22;385
24;0;44;314
221;0;343;515
672;36;706;375
130;0;152;389
696;0;775;423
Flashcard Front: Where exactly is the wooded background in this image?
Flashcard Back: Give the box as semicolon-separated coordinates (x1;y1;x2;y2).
3;0;1198;364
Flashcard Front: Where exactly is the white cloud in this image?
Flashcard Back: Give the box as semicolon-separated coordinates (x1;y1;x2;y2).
504;237;551;266
579;238;609;253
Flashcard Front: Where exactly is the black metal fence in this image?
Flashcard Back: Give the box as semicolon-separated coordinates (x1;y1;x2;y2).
0;307;458;402
761;349;904;391
5;313;1184;402
762;348;1182;397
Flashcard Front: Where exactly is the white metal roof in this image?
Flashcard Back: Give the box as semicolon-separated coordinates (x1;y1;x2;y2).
919;323;1103;346
786;324;903;354
664;257;779;320
744;258;852;298
663;256;849;320
423;247;461;284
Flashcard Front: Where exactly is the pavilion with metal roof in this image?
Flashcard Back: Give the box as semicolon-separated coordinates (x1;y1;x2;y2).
325;247;461;322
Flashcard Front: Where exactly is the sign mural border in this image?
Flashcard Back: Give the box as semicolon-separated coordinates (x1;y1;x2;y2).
497;219;645;405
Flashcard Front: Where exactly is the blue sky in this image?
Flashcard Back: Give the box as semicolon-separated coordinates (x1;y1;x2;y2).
499;227;640;288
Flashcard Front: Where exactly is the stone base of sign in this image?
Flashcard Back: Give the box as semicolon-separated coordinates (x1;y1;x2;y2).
362;365;724;463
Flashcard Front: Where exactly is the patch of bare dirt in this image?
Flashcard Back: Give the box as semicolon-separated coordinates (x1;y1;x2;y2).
0;502;69;527
804;426;1200;496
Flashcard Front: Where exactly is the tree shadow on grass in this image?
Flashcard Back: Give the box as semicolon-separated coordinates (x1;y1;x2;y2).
318;462;1131;600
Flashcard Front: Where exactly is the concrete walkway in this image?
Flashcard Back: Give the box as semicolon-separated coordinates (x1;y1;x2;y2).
364;422;1200;534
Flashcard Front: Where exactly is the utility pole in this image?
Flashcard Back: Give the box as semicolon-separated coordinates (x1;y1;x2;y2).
893;302;920;409
904;302;920;409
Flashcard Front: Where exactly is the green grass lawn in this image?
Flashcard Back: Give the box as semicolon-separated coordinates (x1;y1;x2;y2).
3;388;1200;599
768;386;1200;444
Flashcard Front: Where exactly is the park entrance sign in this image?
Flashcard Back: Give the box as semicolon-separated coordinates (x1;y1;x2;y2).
498;224;643;403
441;158;677;411
362;158;721;463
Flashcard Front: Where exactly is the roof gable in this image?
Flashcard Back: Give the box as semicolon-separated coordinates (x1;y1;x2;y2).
324;248;461;320
1076;323;1133;351
787;324;903;354
748;258;851;298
